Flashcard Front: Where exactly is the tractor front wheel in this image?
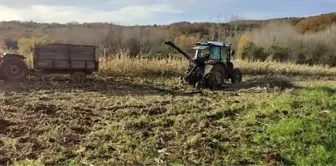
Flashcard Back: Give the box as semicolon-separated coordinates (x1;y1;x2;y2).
231;68;243;84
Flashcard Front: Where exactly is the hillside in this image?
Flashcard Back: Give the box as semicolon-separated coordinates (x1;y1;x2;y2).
0;12;335;67
294;13;336;33
0;12;335;49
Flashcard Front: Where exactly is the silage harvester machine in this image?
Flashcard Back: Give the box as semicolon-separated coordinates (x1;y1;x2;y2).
164;40;242;89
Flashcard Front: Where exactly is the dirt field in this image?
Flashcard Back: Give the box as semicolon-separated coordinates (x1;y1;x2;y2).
0;74;335;165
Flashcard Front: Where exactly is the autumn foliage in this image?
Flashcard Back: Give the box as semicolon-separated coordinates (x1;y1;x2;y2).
1;12;336;67
294;13;336;34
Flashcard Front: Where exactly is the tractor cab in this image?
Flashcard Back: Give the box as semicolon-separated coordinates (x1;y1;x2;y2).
192;41;234;65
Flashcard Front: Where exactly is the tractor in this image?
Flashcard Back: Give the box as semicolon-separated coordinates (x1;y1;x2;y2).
164;40;242;89
0;53;28;82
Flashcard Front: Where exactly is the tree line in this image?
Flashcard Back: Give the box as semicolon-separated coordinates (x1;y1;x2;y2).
0;12;335;66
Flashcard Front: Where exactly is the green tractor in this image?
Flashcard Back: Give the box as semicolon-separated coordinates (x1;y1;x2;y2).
164;40;242;89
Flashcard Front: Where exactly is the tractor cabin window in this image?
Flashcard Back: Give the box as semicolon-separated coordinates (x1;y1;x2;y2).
210;46;221;60
194;46;209;59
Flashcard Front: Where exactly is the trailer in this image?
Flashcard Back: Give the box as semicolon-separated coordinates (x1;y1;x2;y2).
0;43;99;83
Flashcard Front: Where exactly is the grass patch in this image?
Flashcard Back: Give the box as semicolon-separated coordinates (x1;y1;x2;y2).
252;86;336;165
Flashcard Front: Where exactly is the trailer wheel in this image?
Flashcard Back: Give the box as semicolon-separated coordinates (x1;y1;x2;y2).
1;59;27;82
71;71;86;84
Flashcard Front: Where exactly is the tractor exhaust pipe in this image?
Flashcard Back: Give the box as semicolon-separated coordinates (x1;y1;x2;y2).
164;41;193;62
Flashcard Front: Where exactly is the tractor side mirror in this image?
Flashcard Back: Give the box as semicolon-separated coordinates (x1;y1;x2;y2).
230;50;235;56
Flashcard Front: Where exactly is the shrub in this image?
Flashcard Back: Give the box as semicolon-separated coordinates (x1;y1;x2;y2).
18;35;55;55
244;22;336;67
17;35;55;68
237;32;253;59
125;37;140;57
0;39;7;53
267;45;291;62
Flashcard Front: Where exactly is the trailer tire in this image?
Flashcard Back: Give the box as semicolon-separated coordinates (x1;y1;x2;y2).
1;59;27;82
71;71;86;84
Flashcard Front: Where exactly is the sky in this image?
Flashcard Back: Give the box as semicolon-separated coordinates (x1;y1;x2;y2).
0;0;335;25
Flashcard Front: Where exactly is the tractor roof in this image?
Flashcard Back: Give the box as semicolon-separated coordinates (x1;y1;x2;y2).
195;41;230;47
193;45;208;50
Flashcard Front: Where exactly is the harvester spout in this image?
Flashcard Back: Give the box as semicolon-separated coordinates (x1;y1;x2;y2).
164;41;193;62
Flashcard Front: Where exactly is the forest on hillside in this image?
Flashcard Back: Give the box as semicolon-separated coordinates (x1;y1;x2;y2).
0;12;336;66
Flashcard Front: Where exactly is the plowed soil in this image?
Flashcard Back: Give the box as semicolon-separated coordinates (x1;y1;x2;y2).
0;74;334;165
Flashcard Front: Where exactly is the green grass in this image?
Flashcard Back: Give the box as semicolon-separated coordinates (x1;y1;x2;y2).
251;85;336;165
0;74;335;165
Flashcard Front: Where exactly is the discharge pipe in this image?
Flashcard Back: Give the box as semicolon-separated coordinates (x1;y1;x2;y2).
164;41;194;62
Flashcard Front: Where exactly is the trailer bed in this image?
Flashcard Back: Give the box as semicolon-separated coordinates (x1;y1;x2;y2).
33;43;99;73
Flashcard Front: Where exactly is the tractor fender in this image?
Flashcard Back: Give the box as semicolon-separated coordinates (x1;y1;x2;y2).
1;53;26;60
204;64;214;76
204;62;229;78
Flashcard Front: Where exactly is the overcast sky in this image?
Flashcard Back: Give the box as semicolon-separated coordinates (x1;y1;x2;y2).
0;0;335;25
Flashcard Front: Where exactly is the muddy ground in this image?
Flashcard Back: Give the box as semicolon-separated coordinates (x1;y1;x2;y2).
0;74;334;165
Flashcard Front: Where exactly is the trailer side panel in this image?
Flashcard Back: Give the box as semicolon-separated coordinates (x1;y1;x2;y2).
33;44;98;72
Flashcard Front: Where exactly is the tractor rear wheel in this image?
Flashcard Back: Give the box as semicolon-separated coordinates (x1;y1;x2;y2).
207;64;226;90
231;68;242;84
1;59;27;82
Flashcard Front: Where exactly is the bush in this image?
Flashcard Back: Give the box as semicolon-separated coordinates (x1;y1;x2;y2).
237;42;268;61
250;44;268;61
267;45;291;62
18;35;55;55
241;22;336;67
237;32;252;59
0;39;7;53
17;35;55;68
126;37;140;57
